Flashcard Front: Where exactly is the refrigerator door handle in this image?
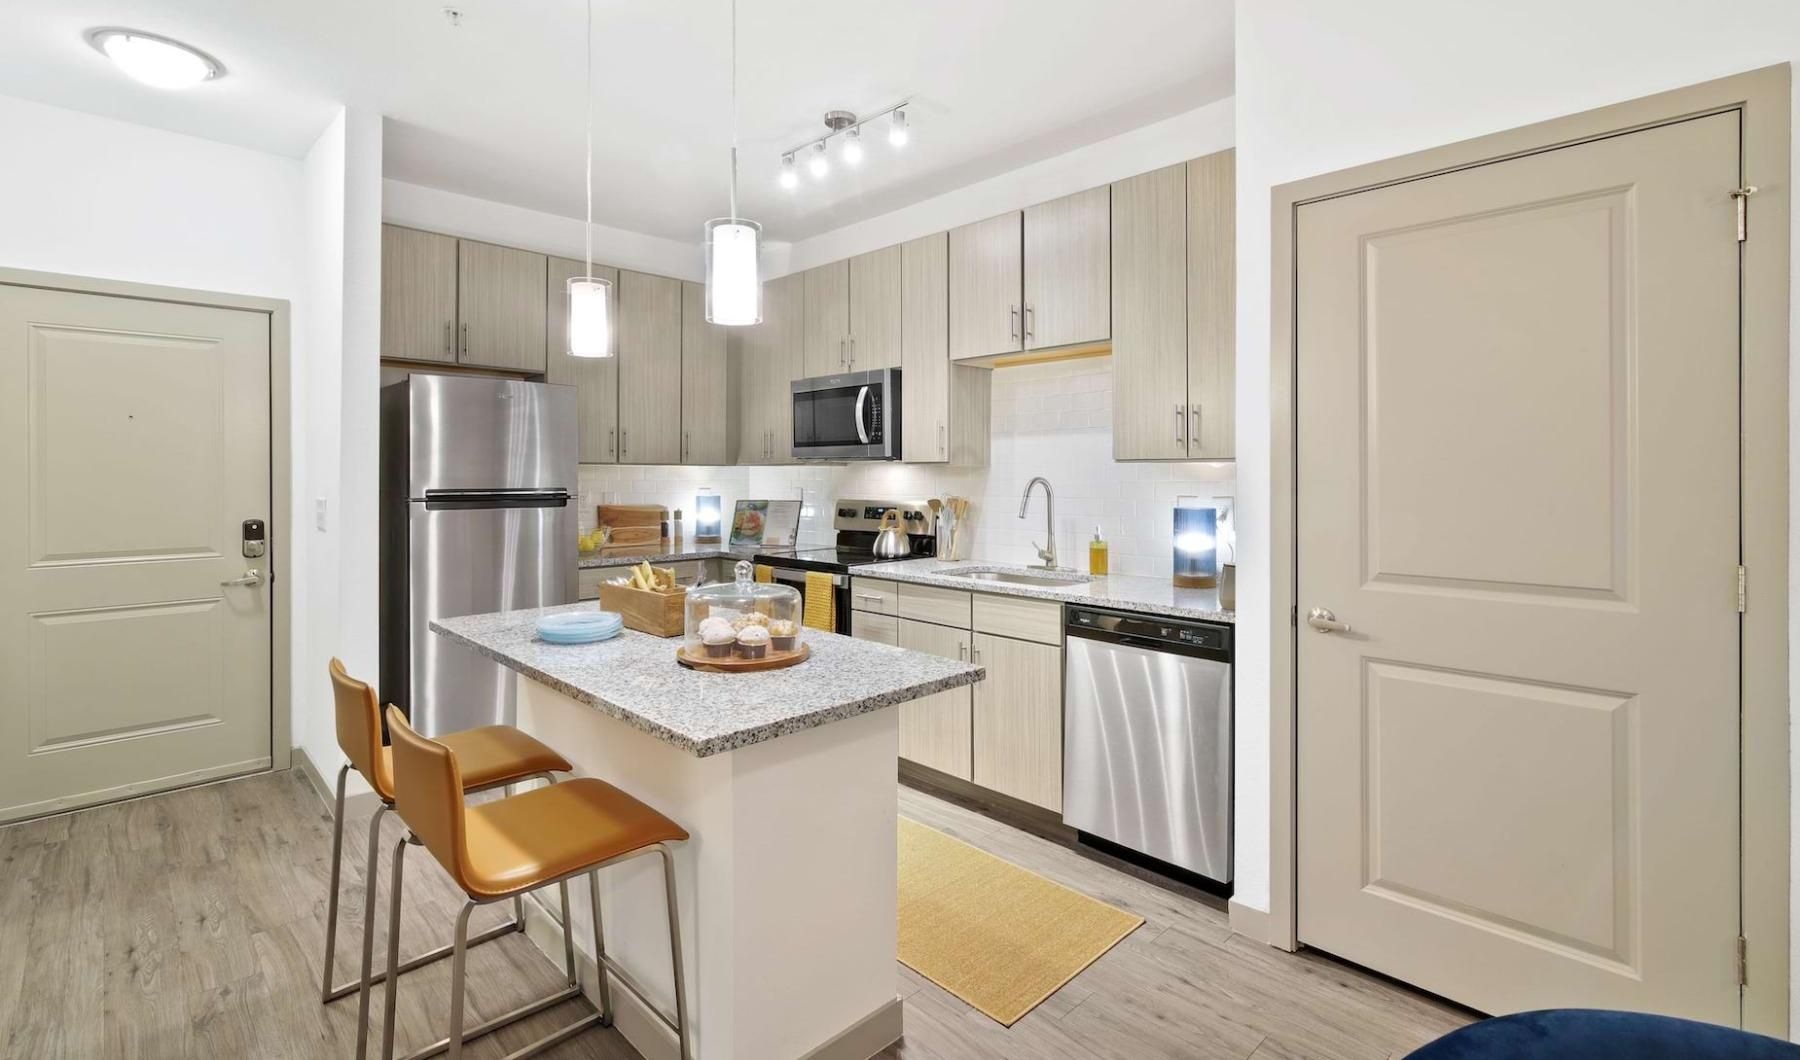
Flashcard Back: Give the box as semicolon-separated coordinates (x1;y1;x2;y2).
421;488;572;510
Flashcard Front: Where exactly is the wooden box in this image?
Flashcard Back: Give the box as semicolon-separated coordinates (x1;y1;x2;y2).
597;581;686;638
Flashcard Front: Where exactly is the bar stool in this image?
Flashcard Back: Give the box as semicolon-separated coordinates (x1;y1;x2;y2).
322;659;573;1058
378;705;692;1060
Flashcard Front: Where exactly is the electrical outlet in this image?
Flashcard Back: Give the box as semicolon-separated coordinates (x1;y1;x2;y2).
315;498;329;532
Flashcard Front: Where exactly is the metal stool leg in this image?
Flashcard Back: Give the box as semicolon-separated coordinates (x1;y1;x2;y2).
320;763;351;1003
378;835;410;1060
445;902;476;1060
659;845;692;1060
587;869;614;1026
351;803;390;1059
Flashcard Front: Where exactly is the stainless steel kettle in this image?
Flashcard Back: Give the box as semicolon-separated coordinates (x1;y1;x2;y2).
872;510;913;559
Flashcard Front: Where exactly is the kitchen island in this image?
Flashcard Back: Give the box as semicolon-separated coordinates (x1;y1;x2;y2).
431;604;984;1060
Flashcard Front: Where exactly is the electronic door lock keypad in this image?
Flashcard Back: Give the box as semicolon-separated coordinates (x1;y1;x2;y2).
241;518;266;559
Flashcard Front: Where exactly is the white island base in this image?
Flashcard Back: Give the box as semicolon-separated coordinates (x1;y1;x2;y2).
512;673;903;1060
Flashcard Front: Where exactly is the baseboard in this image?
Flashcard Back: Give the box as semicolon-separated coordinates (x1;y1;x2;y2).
1228;898;1271;943
292;745;380;819
520;893;903;1060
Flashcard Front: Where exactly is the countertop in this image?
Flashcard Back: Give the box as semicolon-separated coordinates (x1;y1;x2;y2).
577;545;786;570
848;557;1235;624
430;603;985;757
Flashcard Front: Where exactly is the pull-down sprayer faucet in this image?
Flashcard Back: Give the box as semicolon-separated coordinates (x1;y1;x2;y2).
1018;477;1056;569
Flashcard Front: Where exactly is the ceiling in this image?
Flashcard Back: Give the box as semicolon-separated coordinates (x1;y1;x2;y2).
1;0;1234;242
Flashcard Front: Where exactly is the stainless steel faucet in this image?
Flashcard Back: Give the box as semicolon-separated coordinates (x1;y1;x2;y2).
1018;476;1056;569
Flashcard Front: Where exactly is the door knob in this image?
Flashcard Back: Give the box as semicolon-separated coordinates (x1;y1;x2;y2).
1306;607;1350;633
222;570;265;588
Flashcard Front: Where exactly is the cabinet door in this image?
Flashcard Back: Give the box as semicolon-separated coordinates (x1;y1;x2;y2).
735;325;770;463
1187;149;1235;459
972;633;1062;811
764;272;805;463
802;261;850;378
949;212;1023;361
850;610;899;645
457;239;548;372
546;256;619;463
381;225;458;363
897;619;974;780
1111;164;1190;460
616;270;682;464
1023;186;1110;352
848;245;902;371
680;281;731;464
901;233;949;462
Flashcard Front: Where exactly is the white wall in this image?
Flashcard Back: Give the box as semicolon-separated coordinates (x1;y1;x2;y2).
786;97;1235;273
1231;0;1800;1003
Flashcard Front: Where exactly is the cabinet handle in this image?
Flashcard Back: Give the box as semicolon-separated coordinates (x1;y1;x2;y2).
443;322;451;357
971;644;981;664
1190;405;1200;450
683;431;689;461
957;643;966;660
848;335;856;370
609;427;615;457
460;322;468;357
938;422;946;455
621;429;628;457
1024;304;1035;342
855;593;885;603
1009;305;1019;341
1175;403;1185;444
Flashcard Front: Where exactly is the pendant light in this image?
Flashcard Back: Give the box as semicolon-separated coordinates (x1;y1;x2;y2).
568;0;613;357
704;0;762;325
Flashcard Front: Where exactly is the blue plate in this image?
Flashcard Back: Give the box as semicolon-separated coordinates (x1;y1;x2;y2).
538;625;622;645
537;611;622;644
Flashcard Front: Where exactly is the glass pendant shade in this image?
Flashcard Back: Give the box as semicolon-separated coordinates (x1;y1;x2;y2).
704;218;762;325
567;275;613;357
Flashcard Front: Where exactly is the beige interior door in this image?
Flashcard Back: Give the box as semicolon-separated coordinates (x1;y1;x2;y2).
0;285;272;823
1296;113;1741;1023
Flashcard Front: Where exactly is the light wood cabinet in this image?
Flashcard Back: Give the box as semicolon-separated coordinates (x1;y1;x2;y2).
850;609;899;645
1112;151;1235;460
802;261;850;377
456;239;548;372
972;594;1061;646
971;631;1063;812
898;583;971;628
901;233;991;465
680;281;731;465
737;272;803;464
850;577;899;616
381;225;458;364
616;270;682;464
1023;186;1111;352
897;619;974;780
848;245;902;370
546;256;620;463
949;211;1024;361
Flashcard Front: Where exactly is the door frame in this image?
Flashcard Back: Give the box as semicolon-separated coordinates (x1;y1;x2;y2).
0;266;294;783
1264;65;1791;1033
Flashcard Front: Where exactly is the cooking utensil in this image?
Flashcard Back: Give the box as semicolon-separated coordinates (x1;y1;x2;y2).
872;510;914;559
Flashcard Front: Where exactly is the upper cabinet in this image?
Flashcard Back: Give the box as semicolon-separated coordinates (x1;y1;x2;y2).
737;272;804;464
801;245;901;377
901;233;990;465
456;239;548;372
381;226;458;364
681;281;731;465
616;271;683;465
802;261;850;377
545;256;620;463
1111;149;1235;460
1023;186;1111;351
948;211;1023;361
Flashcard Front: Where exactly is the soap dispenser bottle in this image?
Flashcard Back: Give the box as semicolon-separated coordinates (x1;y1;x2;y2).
1088;526;1110;576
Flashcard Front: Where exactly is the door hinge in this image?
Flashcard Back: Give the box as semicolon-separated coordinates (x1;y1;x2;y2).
1737;935;1748;987
1731;186;1759;242
1737;565;1747;613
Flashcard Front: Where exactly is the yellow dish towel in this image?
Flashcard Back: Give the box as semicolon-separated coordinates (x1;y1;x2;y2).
804;571;836;632
754;564;773;583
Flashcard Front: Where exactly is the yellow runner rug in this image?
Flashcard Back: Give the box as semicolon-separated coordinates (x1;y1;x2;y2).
897;818;1145;1026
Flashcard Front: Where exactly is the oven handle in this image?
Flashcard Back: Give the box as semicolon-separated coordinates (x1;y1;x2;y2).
770;569;847;588
854;385;871;445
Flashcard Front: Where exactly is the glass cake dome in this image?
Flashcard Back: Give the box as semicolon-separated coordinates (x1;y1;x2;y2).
684;560;803;660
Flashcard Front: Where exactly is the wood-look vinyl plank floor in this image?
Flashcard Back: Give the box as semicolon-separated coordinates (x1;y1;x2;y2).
1;769;1471;1059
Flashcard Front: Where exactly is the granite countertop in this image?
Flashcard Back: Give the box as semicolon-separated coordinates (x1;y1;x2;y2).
431;603;985;757
848;557;1235;624
577;545;785;570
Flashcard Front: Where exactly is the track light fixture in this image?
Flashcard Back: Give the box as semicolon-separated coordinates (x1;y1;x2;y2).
776;100;913;191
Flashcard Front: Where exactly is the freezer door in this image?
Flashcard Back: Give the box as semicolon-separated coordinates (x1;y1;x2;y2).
1063;634;1233;882
407;497;577;735
406;374;578;494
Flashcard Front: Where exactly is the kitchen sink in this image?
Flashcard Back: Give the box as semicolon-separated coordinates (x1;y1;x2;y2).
938;565;1092;587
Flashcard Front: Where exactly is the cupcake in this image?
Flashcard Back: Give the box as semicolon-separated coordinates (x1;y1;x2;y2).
699;616;735;658
732;611;770;632
768;618;798;653
735;625;770;659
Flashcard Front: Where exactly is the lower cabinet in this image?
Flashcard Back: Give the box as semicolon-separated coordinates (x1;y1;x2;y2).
971;631;1063;812
896;619;974;780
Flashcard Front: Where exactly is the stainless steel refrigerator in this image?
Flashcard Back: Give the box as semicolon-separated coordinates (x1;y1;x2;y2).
379;374;578;735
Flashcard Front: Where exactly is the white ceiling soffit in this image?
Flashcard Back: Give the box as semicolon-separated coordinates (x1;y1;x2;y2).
1;0;1234;242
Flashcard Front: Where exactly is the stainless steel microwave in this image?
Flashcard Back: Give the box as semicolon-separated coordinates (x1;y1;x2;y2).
791;368;901;460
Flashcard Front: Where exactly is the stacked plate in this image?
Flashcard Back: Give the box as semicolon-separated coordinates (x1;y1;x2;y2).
536;610;624;645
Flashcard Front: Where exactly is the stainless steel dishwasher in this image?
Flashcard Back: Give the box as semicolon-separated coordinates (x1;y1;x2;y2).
1063;605;1232;889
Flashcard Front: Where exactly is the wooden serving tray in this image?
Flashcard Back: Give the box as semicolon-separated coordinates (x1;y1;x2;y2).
597;582;686;637
675;643;809;673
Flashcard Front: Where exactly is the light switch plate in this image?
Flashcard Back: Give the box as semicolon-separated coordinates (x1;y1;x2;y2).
315;498;328;532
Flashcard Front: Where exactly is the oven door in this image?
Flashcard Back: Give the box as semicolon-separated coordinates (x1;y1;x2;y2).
768;567;852;634
792;368;900;460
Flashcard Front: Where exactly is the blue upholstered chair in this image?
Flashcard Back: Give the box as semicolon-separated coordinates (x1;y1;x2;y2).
1409;1010;1800;1059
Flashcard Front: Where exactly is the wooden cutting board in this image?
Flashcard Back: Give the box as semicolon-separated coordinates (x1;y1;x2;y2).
599;504;667;529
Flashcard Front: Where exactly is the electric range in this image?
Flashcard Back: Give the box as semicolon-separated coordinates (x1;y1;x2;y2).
753;498;936;632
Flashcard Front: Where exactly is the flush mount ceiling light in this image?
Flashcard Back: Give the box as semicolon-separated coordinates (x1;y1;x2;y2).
777;100;912;191
702;0;762;326
566;0;613;357
87;28;224;89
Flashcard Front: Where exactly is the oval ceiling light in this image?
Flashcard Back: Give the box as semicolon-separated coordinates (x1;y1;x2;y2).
88;28;224;89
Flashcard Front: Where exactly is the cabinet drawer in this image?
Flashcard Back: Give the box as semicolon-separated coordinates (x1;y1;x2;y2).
972;594;1062;646
851;577;899;615
850;610;899;646
898;583;972;627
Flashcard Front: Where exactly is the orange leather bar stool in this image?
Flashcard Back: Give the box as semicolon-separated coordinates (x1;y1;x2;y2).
322;659;572;1059
378;706;692;1060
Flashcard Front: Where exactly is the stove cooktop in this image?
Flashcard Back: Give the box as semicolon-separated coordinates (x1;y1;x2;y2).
752;547;897;574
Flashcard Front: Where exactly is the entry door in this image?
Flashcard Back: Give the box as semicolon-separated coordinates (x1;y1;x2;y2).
0;285;272;822
1296;112;1741;1023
